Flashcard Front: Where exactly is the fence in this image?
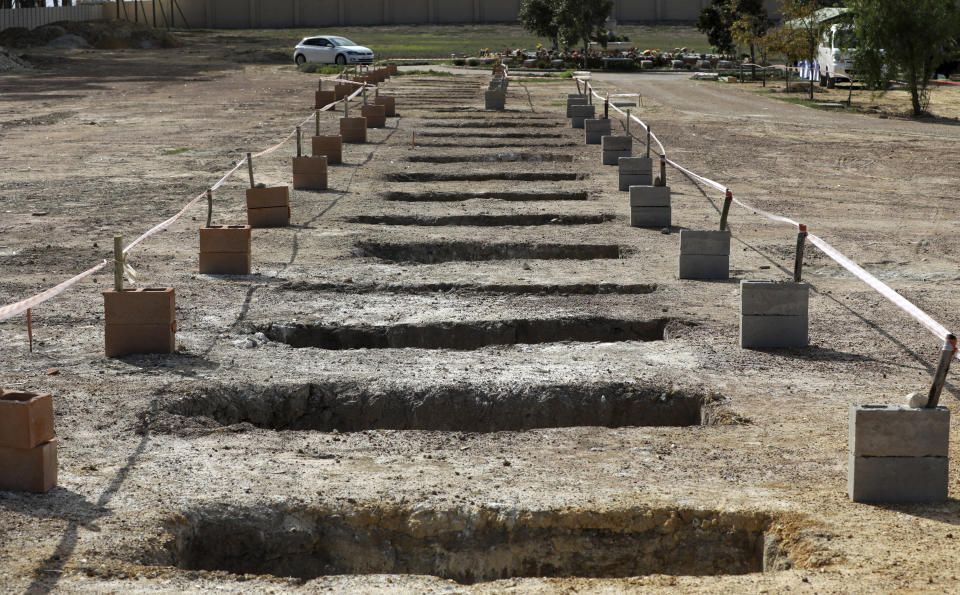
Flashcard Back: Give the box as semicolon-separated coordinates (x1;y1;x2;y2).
2;0;785;31
0;4;106;31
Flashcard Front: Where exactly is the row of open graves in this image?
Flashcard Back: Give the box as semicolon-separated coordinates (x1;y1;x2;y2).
565;90;951;505
0;66;398;494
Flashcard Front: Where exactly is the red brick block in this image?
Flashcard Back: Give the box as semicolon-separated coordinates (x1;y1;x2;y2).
199;225;252;275
0;391;54;450
361;105;386;128
311;135;342;164
373;97;396;117
315;90;337;109
103;288;176;357
245;186;289;210
340;117;368;143
247;205;290;228
0;439;57;493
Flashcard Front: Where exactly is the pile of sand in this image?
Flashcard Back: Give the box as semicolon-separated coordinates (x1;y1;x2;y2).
0;46;31;72
0;19;181;50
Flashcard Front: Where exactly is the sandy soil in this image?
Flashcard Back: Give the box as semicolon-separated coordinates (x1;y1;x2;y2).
2;42;960;594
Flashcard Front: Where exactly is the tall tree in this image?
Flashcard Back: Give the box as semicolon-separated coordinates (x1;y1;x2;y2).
555;0;614;52
847;0;959;115
697;0;736;55
768;0;828;100
519;0;560;50
731;0;773;65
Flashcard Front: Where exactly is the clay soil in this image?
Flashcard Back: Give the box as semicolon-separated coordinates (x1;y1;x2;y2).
3;40;960;594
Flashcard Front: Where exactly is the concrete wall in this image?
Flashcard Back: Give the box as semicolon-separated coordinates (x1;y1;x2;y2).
163;0;783;28
0;0;783;31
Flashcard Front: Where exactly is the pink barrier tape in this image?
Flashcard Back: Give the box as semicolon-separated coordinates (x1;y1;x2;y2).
0;260;108;322
580;75;957;350
0;75;380;323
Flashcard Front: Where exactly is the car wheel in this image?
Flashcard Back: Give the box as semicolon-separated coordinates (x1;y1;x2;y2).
826;76;836;89
335;54;347;66
295;54;306;66
819;71;827;87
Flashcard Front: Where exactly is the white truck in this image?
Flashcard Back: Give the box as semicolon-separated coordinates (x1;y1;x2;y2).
818;20;857;88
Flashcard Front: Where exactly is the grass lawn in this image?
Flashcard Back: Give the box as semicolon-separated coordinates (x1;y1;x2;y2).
175;24;709;61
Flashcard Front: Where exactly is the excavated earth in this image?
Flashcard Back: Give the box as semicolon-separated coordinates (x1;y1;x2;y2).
3;45;960;593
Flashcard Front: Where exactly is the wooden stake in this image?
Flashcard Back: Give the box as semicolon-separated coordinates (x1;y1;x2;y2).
114;235;124;292
793;224;808;282
296;126;302;158
315;110;321;135
626;109;630;135
205;189;213;228
27;308;33;353
719;190;733;231
247;152;254;188
656;155;666;187
362;86;368;105
645;126;651;159
927;335;957;408
604;95;609;119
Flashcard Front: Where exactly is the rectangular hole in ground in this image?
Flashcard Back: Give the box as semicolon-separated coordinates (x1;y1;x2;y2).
261;317;674;350
407;153;574;163
355;240;619;262
415;132;565;138
278;279;655;295
160;505;798;584
421;121;561;128
155;381;727;432
382;191;588;202
345;214;611;226
385;172;585;182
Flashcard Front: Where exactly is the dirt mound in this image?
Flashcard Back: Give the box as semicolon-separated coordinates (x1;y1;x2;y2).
0;45;31;72
0;19;181;50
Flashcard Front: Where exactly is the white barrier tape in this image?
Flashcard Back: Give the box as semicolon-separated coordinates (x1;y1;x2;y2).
0;260;108;322
807;233;952;341
582;77;957;352
0;75;380;323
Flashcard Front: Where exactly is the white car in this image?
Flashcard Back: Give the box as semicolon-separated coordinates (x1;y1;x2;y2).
293;36;374;66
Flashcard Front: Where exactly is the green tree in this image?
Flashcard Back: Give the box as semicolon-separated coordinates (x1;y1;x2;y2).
697;0;736;55
847;0;959;115
519;0;561;50
555;0;615;52
768;0;828;100
731;0;773;65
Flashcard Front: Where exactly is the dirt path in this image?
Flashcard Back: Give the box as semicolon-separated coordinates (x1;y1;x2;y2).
1;45;960;593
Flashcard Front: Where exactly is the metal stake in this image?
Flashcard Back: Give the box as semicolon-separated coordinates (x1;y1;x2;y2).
247;153;254;188
793;224;808;282
296;126;302;158
205;189;213;228
604;96;609;119
626;109;630;135
927;335;957;408
719;190;733;231
645;126;651;159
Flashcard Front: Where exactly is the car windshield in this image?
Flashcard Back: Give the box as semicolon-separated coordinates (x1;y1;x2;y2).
328;37;356;47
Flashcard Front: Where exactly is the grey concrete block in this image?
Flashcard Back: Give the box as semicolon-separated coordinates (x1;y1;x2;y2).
680;230;731;256
584;119;611;144
566;96;588;117
848;454;948;503
602;150;631;166
740;314;808;349
740;280;809;317
679;254;730;280
619;173;653;191
850;405;949;457
484;90;505;110
570;105;595;128
601;136;631;151
629;185;671;207
618;157;653;174
631;207;671;228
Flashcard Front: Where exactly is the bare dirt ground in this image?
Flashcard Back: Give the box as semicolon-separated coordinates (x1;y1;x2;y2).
3;39;960;594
